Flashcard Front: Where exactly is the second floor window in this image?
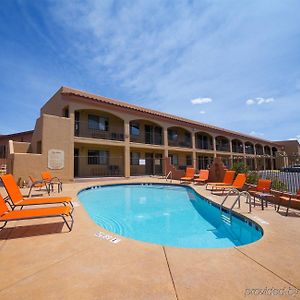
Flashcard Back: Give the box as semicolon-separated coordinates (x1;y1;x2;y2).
130;123;140;136
168;129;178;141
88;115;109;131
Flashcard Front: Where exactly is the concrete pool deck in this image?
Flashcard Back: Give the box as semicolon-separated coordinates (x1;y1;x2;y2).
0;177;299;300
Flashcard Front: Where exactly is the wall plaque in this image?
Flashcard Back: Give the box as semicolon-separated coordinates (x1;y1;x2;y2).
139;159;146;165
48;149;64;170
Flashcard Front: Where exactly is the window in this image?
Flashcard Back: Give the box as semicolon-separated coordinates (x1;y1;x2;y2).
130;152;140;165
168;129;178;141
186;155;192;166
130;123;140;136
168;154;178;165
88;150;109;165
88;115;109;131
0;145;6;158
184;131;191;144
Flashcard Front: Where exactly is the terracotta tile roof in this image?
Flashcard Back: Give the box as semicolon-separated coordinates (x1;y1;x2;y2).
60;86;281;147
0;130;33;139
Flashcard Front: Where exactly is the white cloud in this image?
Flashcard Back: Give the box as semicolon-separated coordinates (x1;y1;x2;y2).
191;97;212;105
246;99;255;105
246;97;274;105
250;131;265;137
199;110;206;114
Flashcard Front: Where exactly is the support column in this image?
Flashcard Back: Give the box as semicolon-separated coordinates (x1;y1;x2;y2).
124;120;130;178
242;142;246;166
213;136;217;158
253;145;257;170
163;127;169;157
192;131;196;169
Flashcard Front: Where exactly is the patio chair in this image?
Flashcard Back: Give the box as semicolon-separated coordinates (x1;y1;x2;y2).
0;194;73;231
28;175;50;196
180;167;195;183
194;169;209;184
247;179;272;207
206;170;236;190
211;173;247;195
0;174;73;210
41;171;62;193
276;188;300;216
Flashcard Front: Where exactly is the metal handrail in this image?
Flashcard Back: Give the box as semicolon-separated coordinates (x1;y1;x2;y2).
220;189;252;217
220;188;240;210
165;171;172;182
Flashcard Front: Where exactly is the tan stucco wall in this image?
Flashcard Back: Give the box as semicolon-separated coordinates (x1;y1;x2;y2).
10;153;44;183
11;114;73;182
12;141;31;153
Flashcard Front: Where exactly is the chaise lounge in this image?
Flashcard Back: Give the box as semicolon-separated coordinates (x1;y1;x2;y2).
1;174;73;210
0;194;73;231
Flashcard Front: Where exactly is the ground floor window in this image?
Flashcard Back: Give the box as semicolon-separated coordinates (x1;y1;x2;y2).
0;145;6;158
88;150;109;165
130;152;140;165
186;155;193;166
168;154;178;165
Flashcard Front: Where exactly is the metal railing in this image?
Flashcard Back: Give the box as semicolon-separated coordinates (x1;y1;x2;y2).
74;122;125;141
74;156;124;177
168;140;192;148
130;132;163;145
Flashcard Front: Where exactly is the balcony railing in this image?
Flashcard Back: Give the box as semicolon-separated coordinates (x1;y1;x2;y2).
196;142;214;150
232;146;244;153
74;155;124;177
74;121;124;141
216;145;230;152
168;139;192;148
130;132;163;145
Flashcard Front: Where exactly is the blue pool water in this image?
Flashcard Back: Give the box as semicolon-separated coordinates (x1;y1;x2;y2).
78;184;263;248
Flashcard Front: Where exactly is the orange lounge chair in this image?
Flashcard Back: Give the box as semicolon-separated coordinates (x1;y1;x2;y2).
212;173;247;195
41;171;62;193
194;169;209;184
277;188;300;216
1;174;73;210
206;170;235;190
180;167;195;183
0;194;73;231
247;179;272;207
28;175;50;196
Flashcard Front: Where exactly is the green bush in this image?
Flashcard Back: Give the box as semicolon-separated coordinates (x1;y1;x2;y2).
246;171;260;184
271;178;288;192
231;162;249;175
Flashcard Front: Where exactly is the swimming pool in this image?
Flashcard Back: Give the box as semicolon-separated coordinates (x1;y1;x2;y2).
78;183;263;248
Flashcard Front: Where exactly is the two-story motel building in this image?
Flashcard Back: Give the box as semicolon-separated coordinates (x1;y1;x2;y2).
8;87;282;181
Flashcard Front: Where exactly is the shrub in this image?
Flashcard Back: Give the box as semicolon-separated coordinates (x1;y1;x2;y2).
246;171;260;184
231;162;249;175
271;178;288;192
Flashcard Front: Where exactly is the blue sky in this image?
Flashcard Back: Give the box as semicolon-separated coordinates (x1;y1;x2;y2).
1;0;300;142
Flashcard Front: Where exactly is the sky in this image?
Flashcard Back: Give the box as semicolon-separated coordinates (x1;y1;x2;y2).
0;0;300;142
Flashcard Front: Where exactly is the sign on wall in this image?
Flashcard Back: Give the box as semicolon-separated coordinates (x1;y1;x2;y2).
139;159;146;165
48;149;64;170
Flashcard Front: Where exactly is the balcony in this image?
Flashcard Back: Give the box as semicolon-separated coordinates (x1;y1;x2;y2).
130;133;163;145
168;127;192;148
168;139;192;148
74;121;124;141
195;132;214;150
216;136;230;152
